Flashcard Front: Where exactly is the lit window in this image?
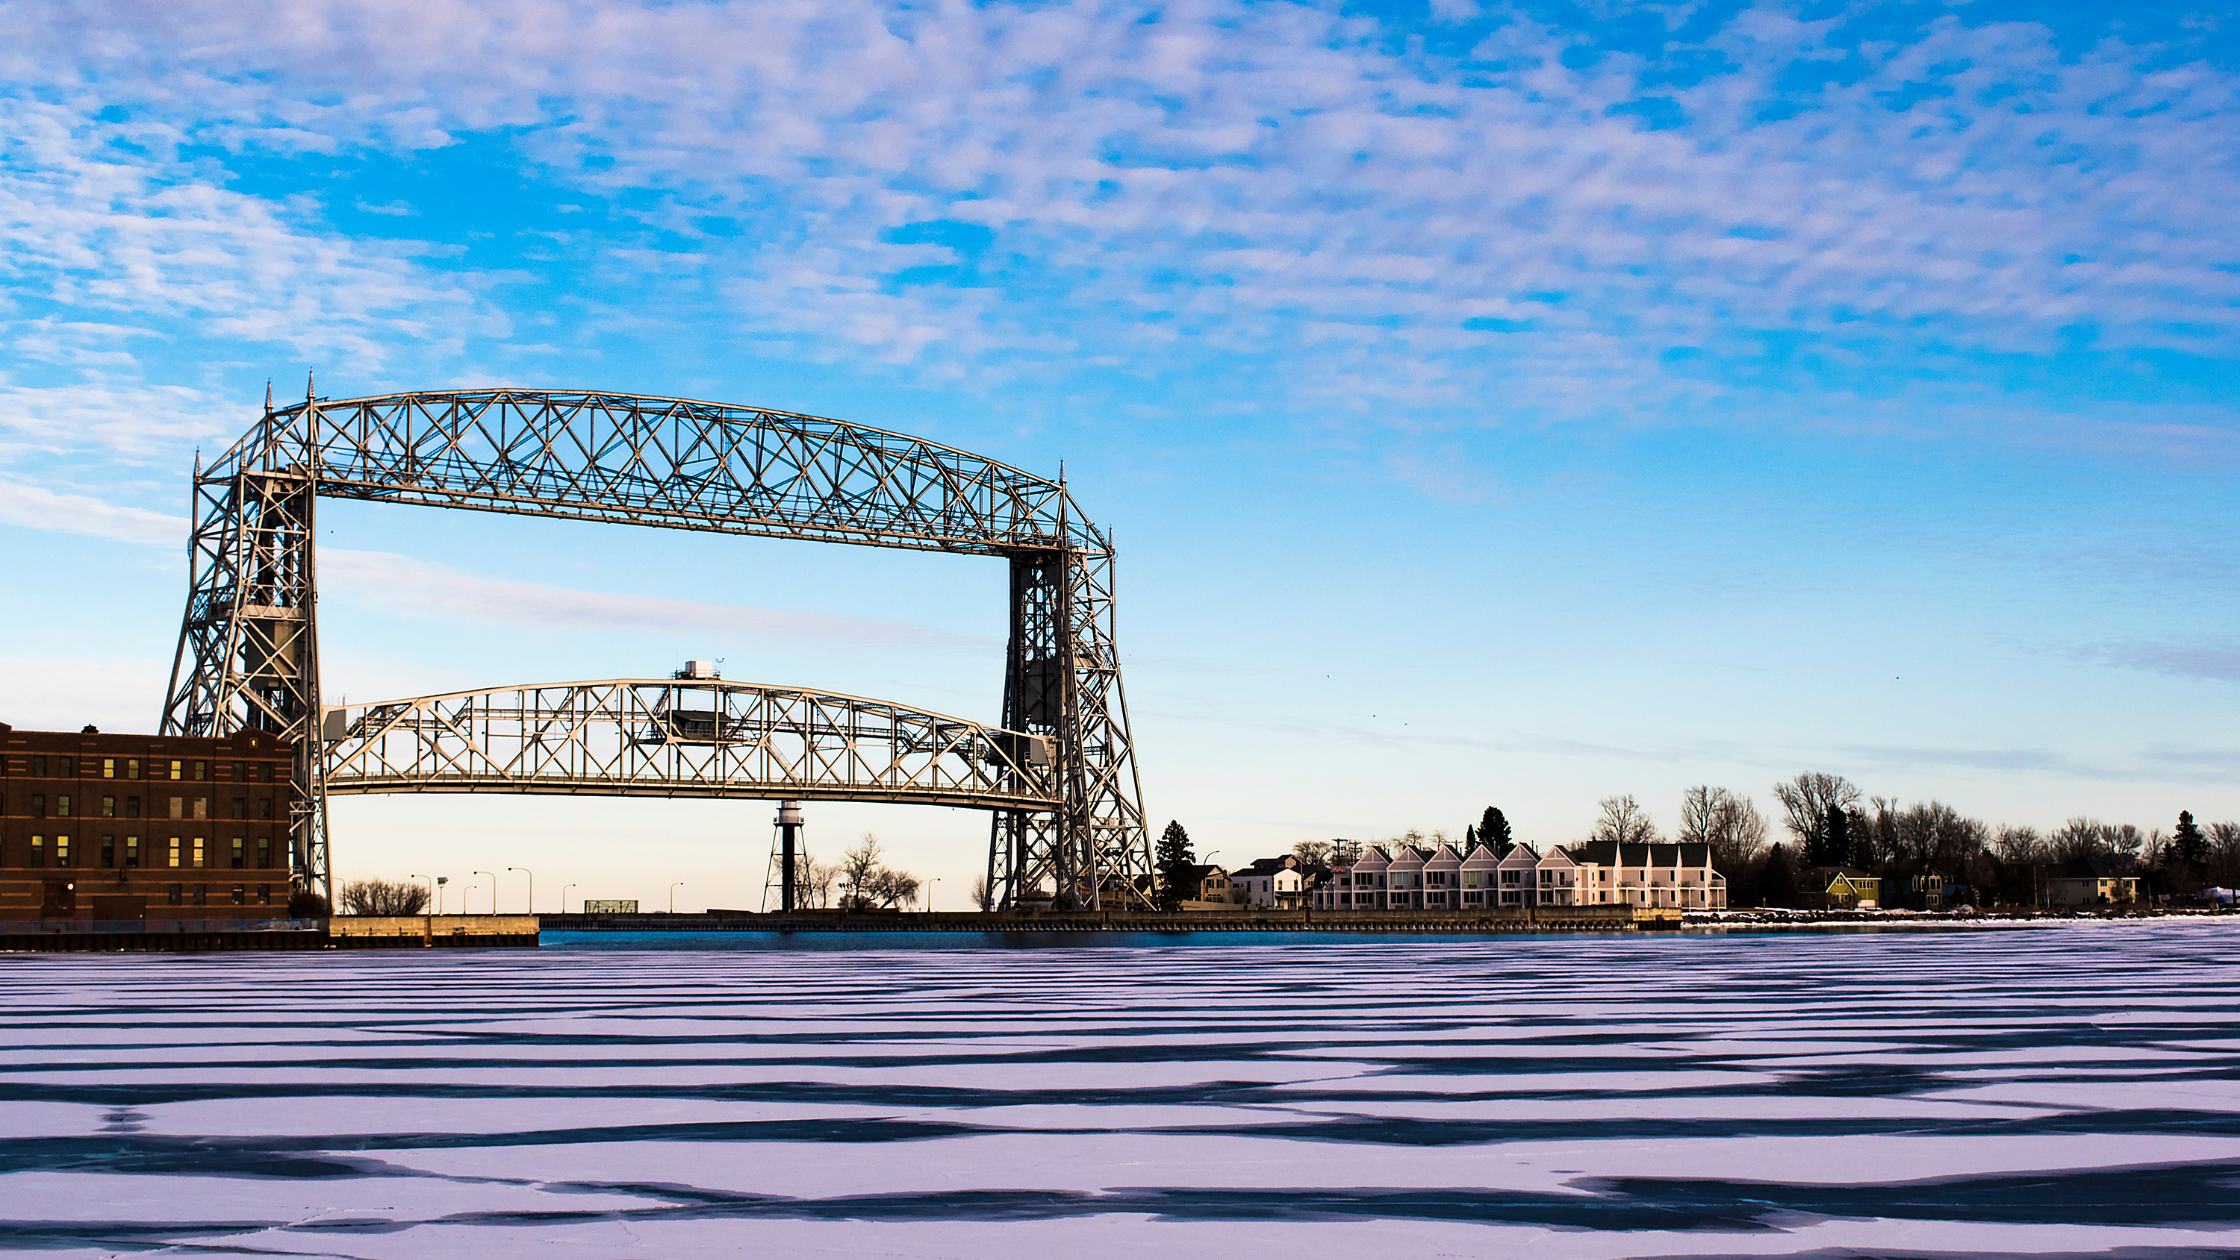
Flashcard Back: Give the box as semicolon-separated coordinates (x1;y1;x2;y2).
103;759;116;780
101;796;115;818
192;838;205;868
168;761;181;781
193;761;207;781
231;884;246;906
57;795;70;817
257;883;272;905
230;838;243;869
126;836;140;868
127;759;140;780
167;838;180;868
55;836;70;867
30;836;44;868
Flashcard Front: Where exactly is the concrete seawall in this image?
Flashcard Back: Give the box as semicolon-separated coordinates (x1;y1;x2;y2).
542;906;1683;933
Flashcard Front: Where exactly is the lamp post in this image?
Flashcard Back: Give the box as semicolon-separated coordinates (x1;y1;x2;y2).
473;871;495;915
434;875;448;915
409;873;434;916
561;883;577;914
928;876;939;913
508;867;532;915
670;882;685;914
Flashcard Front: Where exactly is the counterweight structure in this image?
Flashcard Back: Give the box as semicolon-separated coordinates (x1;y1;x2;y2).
160;389;1152;911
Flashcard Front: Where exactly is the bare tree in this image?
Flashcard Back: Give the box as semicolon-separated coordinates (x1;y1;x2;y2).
1292;840;1334;868
1592;795;1659;846
1992;825;2044;865
971;874;993;911
1772;773;1861;860
2050;817;2107;862
1679;786;1767;873
864;868;922;909
338;879;428;916
800;859;837;909
2209;821;2240;888
837;835;884;910
1331;838;1364;864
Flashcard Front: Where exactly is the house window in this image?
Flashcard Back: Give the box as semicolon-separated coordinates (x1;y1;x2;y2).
101;796;115;818
29;836;44;868
192;838;205;868
126;836;140;868
126;795;141;819
230;838;244;869
101;836;115;868
167;884;182;906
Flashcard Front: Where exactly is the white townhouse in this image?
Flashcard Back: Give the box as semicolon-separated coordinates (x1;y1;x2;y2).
1229;855;1308;909
1315;839;1727;911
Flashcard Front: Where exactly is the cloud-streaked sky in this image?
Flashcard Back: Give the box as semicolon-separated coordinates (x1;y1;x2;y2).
3;0;2235;910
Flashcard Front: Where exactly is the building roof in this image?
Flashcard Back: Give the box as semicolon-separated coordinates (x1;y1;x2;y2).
1567;840;1714;868
1233;856;1299;878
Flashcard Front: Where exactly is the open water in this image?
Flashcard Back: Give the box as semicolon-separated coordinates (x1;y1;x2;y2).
1;920;2236;1257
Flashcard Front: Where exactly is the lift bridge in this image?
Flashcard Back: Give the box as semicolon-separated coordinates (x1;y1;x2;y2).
160;387;1151;911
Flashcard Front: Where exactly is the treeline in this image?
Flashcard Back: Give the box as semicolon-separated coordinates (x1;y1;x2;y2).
1569;774;2239;909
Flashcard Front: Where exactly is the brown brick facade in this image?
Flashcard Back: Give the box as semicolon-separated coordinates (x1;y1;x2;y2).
0;721;296;922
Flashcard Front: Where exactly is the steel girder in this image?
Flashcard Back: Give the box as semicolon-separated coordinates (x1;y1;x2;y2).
322;680;1057;811
159;388;1151;910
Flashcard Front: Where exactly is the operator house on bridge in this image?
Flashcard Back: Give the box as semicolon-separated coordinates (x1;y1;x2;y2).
0;722;295;922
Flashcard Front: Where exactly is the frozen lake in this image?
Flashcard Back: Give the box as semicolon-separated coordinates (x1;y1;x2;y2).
2;921;2236;1257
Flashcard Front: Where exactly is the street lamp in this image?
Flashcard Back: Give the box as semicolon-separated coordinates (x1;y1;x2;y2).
434;875;449;915
508;867;532;915
561;883;577;914
409;874;435;917
473;871;495;915
928;876;939;913
669;881;685;914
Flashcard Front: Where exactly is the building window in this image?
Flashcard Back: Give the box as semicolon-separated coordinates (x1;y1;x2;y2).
101;836;115;868
231;798;245;820
30;836;44;868
101;796;115;818
193;761;207;781
192;884;207;907
55;836;70;867
230;838;244;869
127;758;140;780
257;883;272;906
126;795;141;819
192;797;207;820
103;758;116;780
31;793;44;818
167;838;180;868
258;798;273;820
126;836;140;868
31;755;47;776
192;838;205;869
59;757;74;778
57;795;70;817
257;837;272;869
231;884;246;906
233;761;247;783
259;763;274;783
167;884;182;906
168;760;182;781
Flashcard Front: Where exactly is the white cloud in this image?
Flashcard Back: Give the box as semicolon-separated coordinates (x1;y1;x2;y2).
0;476;185;546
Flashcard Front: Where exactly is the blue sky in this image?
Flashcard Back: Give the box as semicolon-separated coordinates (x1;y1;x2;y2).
2;0;2235;911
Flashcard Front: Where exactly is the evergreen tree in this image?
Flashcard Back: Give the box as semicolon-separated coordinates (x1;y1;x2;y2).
1155;820;1196;911
1813;802;1852;869
1759;843;1799;908
2173;811;2210;869
1478;806;1514;855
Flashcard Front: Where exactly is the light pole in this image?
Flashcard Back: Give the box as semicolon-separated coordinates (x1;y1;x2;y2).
473;871;495;915
669;882;685;914
508;867;532;914
434;875;449;915
561;883;577;914
409;874;434;917
928;876;939;913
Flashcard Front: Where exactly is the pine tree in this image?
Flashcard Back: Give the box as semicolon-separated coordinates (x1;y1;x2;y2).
2174;811;2210;868
1815;803;1851;869
1760;843;1799;908
1478;806;1514;855
1155;820;1196;911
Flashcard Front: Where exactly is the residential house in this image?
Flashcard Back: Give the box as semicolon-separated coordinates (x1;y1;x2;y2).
1800;867;1880;910
1229;855;1307;909
2043;857;2138;907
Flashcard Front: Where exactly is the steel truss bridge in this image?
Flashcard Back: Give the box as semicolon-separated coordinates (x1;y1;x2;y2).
322;679;1055;811
161;388;1151;910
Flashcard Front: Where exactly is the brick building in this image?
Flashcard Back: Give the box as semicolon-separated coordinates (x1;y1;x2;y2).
1;721;297;922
